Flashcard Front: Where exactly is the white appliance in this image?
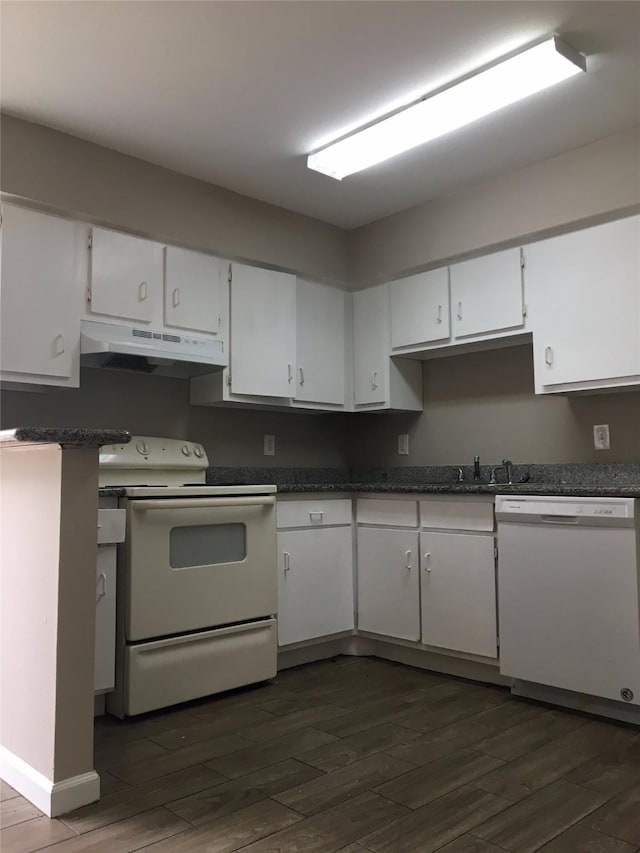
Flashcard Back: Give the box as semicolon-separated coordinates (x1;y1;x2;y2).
496;494;640;722
99;436;277;717
81;319;227;377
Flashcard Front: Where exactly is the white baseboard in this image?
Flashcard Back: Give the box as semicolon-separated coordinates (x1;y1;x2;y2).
0;746;99;817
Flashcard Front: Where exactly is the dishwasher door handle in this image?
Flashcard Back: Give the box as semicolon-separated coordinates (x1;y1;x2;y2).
540;515;579;524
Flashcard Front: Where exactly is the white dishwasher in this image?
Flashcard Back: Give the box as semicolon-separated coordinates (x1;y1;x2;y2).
496;495;640;720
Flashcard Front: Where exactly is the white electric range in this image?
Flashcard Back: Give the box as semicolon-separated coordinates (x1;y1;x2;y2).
99;436;277;717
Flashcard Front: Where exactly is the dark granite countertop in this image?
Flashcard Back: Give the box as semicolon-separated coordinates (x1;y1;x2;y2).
0;428;131;448
207;464;640;499
98;487;127;497
276;481;640;497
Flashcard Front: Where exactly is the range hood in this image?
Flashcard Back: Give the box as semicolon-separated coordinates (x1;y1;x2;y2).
80;320;227;378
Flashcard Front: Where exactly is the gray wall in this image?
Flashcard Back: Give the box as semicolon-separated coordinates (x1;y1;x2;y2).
0;115;349;285
349;345;640;466
349;127;640;285
0;369;350;468
2;117;640;470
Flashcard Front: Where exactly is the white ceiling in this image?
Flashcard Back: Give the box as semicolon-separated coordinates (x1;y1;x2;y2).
2;1;639;229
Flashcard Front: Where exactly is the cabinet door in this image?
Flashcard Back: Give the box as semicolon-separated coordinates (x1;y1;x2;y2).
390;268;450;349
526;216;640;390
421;531;497;658
295;279;345;405
1;204;79;380
353;284;387;405
278;527;354;646
89;227;162;323
357;527;420;641
164;246;223;335
95;547;117;693
450;248;523;339
230;263;296;398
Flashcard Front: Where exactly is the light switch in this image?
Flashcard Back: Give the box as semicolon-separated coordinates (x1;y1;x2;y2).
397;434;409;456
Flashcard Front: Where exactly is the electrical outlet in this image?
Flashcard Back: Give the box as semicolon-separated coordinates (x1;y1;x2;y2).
593;424;610;451
263;434;275;456
397;434;409;456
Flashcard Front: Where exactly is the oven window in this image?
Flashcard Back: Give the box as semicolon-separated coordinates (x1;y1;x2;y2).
170;523;246;568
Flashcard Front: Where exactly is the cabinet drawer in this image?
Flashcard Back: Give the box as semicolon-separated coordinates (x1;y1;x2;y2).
357;498;418;527
420;498;494;532
277;498;352;529
97;508;126;544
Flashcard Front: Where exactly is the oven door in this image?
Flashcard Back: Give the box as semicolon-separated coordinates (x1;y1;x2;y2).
124;495;276;641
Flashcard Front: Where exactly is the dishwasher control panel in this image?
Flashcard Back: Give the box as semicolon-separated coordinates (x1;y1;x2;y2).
495;496;636;525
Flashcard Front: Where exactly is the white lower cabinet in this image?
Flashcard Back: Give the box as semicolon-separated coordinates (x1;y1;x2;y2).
420;496;498;659
357;526;420;641
95;507;126;694
420;531;497;658
277;499;354;646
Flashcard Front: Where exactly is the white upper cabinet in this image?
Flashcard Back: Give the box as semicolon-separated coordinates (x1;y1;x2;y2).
164;246;223;335
449;247;524;339
526;215;640;393
1;204;82;386
390;268;450;350
294;278;346;407
88;227;163;324
354;284;388;405
229;263;296;398
353;284;422;411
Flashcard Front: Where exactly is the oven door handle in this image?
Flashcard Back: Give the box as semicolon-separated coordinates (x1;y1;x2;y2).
131;497;276;511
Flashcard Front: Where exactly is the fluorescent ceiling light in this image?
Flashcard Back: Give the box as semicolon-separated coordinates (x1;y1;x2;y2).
307;36;586;181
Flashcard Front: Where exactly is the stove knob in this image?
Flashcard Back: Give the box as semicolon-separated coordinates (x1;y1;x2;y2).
181;445;192;457
136;440;148;455
193;446;204;459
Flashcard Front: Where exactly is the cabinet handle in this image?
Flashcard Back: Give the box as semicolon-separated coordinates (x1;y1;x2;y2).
309;511;324;523
53;334;65;357
424;552;432;573
283;551;291;573
172;287;180;307
436;304;442;324
545;346;554;366
288;363;293;384
139;281;148;302
404;549;412;570
372;371;379;390
96;572;107;603
456;301;463;321
299;367;305;386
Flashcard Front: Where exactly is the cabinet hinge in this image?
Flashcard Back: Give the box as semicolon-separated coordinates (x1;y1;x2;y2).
226;372;232;387
87;286;92;303
494;545;498;560
522;303;528;319
496;634;500;649
87;232;93;250
228;264;232;284
520;248;525;268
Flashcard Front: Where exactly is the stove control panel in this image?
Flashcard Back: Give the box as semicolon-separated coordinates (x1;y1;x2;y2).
100;436;209;470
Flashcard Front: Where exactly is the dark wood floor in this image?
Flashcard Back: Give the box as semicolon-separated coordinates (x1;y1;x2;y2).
2;656;640;852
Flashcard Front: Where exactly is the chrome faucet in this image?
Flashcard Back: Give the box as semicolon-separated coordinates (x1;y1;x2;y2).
502;458;513;484
490;459;513;485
